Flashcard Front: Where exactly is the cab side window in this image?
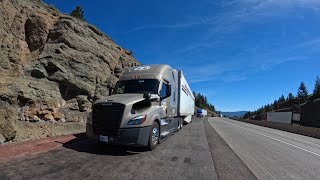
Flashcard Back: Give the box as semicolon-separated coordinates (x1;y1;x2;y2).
160;82;167;98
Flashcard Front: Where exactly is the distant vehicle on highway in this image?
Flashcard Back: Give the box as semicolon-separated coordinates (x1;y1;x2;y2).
267;112;301;124
228;116;237;120
86;64;195;150
196;108;207;117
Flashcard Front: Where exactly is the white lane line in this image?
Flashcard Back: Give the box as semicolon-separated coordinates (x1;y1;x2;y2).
221;120;320;158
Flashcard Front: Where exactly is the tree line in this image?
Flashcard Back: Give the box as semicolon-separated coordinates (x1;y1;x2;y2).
244;76;320;119
193;92;216;112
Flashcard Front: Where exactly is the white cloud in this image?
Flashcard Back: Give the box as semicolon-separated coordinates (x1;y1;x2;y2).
125;21;208;33
295;37;320;48
125;0;320;34
125;0;318;84
181;53;306;84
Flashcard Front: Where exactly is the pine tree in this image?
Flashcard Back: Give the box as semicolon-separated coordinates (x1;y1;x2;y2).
287;93;294;100
278;94;285;109
313;76;320;98
266;104;272;111
278;95;285;102
297;81;308;102
70;6;85;20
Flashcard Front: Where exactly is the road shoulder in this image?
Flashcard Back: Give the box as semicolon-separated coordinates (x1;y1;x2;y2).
203;118;257;180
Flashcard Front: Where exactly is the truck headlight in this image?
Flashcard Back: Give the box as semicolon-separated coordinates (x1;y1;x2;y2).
127;115;147;125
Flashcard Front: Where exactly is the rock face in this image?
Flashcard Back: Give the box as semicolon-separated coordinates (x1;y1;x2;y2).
0;0;140;142
0;102;17;141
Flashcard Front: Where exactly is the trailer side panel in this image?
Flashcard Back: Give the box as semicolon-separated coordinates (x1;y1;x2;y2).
178;71;195;117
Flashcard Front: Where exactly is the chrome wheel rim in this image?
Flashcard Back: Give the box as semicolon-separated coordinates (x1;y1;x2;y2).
152;127;158;145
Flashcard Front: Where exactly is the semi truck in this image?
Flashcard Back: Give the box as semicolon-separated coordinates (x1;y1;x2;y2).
196;108;207;117
86;64;195;150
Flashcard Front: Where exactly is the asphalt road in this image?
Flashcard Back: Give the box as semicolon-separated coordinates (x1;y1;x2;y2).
0;118;257;180
0;118;221;180
209;117;320;180
3;117;318;180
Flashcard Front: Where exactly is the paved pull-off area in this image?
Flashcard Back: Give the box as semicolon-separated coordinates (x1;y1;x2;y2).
1;117;320;180
0;119;220;180
209;117;320;180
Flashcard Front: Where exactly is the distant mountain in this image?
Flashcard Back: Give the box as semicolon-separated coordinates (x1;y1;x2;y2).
221;111;249;117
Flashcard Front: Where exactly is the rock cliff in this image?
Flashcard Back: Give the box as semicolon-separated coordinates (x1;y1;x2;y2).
0;0;140;142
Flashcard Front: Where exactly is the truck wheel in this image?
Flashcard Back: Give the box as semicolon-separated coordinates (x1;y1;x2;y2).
148;121;159;150
179;118;183;129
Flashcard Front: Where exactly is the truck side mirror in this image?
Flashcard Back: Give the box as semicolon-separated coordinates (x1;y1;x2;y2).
143;92;151;100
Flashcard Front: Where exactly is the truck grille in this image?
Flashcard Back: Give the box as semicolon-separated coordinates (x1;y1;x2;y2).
92;102;125;135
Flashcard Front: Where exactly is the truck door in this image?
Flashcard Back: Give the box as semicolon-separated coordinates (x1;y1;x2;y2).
159;80;171;133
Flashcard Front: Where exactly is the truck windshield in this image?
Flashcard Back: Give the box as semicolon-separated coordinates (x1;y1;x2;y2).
113;79;159;94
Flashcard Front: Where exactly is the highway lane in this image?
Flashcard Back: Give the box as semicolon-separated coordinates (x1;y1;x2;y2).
209;117;320;180
0;118;219;180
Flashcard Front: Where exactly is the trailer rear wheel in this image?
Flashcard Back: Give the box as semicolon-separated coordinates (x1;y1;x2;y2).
147;121;159;150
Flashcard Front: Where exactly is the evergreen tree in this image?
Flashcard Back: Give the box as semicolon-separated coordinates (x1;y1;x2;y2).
70;6;85;20
273;100;279;110
313;76;320;98
278;94;285;109
297;81;308;102
243;111;251;119
287;93;294;100
266;104;272;111
278;94;285;103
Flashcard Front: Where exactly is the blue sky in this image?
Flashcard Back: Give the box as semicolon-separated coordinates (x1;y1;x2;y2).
45;0;320;112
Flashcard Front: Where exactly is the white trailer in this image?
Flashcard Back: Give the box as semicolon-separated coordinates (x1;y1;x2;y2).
267;112;292;124
196;108;207;117
177;71;195;124
202;109;208;117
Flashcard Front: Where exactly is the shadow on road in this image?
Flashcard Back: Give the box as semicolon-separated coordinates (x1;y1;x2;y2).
61;133;149;156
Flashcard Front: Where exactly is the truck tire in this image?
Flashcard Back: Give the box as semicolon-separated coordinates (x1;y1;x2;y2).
179;118;183;130
148;121;159;150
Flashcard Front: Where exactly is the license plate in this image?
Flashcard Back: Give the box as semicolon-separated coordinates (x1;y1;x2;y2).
99;135;108;142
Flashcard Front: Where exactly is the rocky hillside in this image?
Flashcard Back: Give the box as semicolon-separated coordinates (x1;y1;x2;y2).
0;0;140;143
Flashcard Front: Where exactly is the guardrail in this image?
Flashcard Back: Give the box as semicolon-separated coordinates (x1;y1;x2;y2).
239;119;320;139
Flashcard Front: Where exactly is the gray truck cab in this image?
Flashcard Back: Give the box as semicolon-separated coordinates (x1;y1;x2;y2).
86;64;182;150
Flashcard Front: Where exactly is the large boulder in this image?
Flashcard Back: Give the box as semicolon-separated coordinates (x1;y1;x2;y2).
0;102;17;141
